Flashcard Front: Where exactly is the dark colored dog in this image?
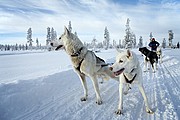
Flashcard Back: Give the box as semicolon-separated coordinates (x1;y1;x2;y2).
139;47;158;72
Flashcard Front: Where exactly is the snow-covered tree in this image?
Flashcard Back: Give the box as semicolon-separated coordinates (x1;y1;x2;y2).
36;38;39;49
51;27;57;41
138;36;143;48
25;44;28;50
15;43;18;50
117;39;122;48
46;27;51;46
27;28;33;50
46;27;57;50
91;37;97;51
168;30;173;47
104;27;110;50
113;39;116;47
123;18;136;49
74;31;77;36
68;21;72;33
22;44;25;50
132;33;136;48
162;38;166;48
149;32;153;40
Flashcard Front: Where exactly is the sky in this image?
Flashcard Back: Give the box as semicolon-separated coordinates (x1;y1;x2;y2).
0;0;180;46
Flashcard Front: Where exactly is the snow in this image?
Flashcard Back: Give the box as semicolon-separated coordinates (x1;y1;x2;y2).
0;48;180;120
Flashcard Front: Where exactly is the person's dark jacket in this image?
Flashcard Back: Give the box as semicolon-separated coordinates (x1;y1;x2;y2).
149;41;160;51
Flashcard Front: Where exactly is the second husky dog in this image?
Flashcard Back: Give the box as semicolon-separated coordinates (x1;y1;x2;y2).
110;49;153;115
156;47;162;63
51;27;116;105
139;47;158;72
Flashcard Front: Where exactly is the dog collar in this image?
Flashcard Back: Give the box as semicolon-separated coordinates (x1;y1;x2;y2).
71;47;83;57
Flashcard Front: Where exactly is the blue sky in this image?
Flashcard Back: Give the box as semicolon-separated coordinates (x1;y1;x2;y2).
0;0;180;45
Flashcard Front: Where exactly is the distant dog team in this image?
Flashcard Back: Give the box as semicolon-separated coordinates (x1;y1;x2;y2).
139;47;162;72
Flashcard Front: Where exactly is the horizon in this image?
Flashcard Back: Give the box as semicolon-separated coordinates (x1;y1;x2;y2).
0;0;180;46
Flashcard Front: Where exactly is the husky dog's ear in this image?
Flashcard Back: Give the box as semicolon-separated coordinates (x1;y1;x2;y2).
64;26;70;35
126;49;132;59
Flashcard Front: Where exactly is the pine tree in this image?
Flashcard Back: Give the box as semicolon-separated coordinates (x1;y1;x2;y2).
27;28;33;50
68;21;72;33
132;33;136;48
138;36;143;48
149;32;153;40
123;18;136;49
15;43;18;50
168;30;173;48
162;38;166;48
51;27;56;41
46;27;51;46
104;27;110;50
36;38;39;49
25;44;28;50
74;31;77;36
91;37;97;51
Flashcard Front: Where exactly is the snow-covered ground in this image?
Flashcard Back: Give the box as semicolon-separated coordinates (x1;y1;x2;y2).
0;48;180;120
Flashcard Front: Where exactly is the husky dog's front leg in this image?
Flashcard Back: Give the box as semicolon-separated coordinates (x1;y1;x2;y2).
90;76;102;105
115;78;123;115
144;58;148;72
124;84;131;95
152;62;156;73
155;61;158;70
79;74;88;101
138;84;154;114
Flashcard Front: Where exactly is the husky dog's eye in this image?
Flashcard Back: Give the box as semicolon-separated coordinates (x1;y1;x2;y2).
59;37;61;40
119;60;123;63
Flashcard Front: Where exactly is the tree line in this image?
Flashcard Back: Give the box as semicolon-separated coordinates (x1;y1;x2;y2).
0;20;176;51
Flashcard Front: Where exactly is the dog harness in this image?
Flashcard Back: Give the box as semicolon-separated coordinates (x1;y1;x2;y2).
72;48;107;73
123;73;137;84
70;47;85;73
123;68;137;84
71;47;83;57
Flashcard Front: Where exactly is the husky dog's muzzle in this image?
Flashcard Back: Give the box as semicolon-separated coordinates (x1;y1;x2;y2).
50;43;63;50
55;45;63;50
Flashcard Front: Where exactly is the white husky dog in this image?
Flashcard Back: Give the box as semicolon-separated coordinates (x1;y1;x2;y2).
51;27;116;105
110;49;154;115
156;47;162;63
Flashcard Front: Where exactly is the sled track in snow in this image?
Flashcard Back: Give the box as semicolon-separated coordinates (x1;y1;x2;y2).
160;62;180;119
142;56;180;120
15;86;82;120
14;54;180;120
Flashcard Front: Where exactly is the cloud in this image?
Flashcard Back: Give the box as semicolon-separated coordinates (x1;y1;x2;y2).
0;0;180;45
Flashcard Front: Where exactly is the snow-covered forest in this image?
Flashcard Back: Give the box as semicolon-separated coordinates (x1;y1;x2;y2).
1;20;179;52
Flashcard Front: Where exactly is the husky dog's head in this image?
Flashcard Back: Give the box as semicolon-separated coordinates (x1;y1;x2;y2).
51;26;84;55
139;47;149;56
156;47;161;55
110;49;138;76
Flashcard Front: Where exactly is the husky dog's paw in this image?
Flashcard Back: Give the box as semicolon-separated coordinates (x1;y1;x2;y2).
80;96;87;101
124;87;131;95
96;100;103;105
100;81;103;84
123;91;128;95
143;70;147;72
146;107;154;114
115;109;123;115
